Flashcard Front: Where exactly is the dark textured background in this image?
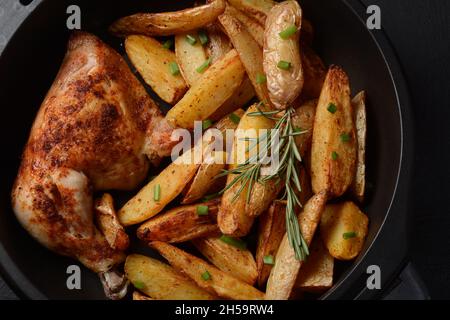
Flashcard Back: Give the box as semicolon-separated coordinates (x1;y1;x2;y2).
0;0;449;299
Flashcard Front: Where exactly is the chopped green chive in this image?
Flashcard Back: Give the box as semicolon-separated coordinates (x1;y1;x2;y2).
340;132;351;142
197;205;209;216
327;103;337;114
185;34;197;45
201;270;211;281
202;119;213;130
133;281;145;289
196;58;212;73
263;255;275;265
229;113;241;124
331;151;339;161
219;235;247;250
169;62;180;76
162;39;173;50
198;30;209;45
256;73;267;84
153;184;161;201
279;25;297;39
343;231;357;239
277;60;291;70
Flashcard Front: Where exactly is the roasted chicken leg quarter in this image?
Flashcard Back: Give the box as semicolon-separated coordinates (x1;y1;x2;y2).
11;32;174;299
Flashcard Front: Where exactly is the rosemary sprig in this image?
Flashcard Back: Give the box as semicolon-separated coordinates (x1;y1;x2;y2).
218;106;309;261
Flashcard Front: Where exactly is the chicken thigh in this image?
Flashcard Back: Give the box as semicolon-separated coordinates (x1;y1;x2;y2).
11;32;174;298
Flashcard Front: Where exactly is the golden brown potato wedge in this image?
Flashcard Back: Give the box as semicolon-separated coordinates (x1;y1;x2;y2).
125;35;187;104
151;241;265;300
192;236;258;285
181;152;227;204
320;201;369;260
265;190;328;300
182;110;245;204
218;104;275;236
300;45;327;100
245;179;282;218
209;77;256;121
311;66;357;198
226;5;264;47
295;237;334;293
110;0;226;37
118;150;199;226
137;199;220;243
292;99;317;158
94;193;129;251
175;31;209;86
256;200;286;288
205;23;233;63
125;254;215;300
219;12;272;106
133;291;153;300
227;0;276;25
166;49;246;129
263;1;303;110
351;91;367;203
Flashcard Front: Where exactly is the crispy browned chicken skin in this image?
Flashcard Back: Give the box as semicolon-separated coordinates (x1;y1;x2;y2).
11;32;174;298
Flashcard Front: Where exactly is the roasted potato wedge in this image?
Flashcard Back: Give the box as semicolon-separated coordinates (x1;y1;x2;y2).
219;11;272;106
182;110;245;204
192;236;258;285
300;45;327;100
118;150;199;226
246;180;282;218
256;200;286;288
175;31;209;86
264;1;303;110
320;201;369;260
226;5;264;47
205;23;233;63
125;254;215;300
110;0;226;37
227;0;276;25
181;152;227;204
351;91;367;203
137;199;220;243
293;99;317;158
94;193;129;251
151;241;265;300
133;291;153;300
311;66;357;198
166;49;246;129
265;191;328;300
218;104;275;236
210;77;255;121
125;35;187;104
295;237;334;293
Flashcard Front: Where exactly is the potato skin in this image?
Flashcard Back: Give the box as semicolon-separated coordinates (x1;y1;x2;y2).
263;1;303;109
265;190;328;300
125;254;215;300
151;241;265;300
125;35;188;104
320;201;369;260
351;91;367;203
293;99;317;158
137;199;220;243
311;65;357;198
301;45;327;100
110;0;226;37
192;236;258;285
166;49;246;129
256;200;286;288
295;238;333;293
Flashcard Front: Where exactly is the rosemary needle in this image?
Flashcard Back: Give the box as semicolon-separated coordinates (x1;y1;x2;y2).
218;107;309;261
